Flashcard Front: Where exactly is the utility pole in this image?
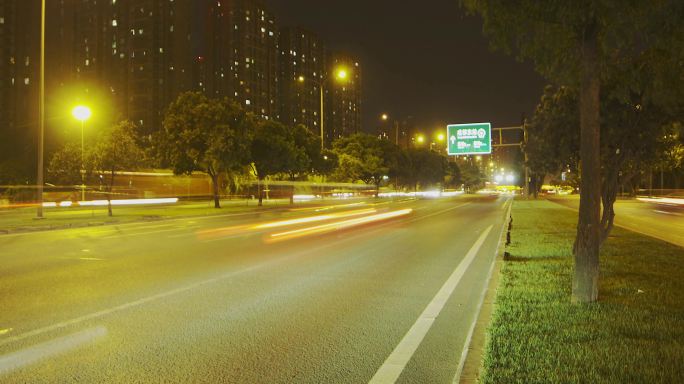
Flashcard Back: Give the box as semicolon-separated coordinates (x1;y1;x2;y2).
36;0;46;218
523;119;530;199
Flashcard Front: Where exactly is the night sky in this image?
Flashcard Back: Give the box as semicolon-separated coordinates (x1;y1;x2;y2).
263;0;546;134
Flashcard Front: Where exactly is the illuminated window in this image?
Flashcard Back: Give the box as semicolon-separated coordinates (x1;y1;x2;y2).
112;20;117;26
24;78;30;85
245;100;251;105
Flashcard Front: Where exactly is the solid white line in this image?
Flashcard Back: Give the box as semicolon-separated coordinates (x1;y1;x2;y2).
101;226;200;239
0;326;107;375
405;203;471;224
0;198;472;349
453;198;512;383
0;221;399;348
369;224;494;384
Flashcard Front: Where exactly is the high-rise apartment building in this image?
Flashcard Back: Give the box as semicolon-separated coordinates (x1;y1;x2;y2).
227;0;279;120
0;0;361;182
0;1;15;143
0;1;41;183
278;27;326;135
326;53;361;146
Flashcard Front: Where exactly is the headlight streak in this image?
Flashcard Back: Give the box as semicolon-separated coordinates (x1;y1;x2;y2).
637;197;684;207
196;208;378;241
266;208;413;243
252;208;376;229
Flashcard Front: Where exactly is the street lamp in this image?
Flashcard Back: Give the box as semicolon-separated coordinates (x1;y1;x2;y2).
36;0;46;218
297;66;349;149
72;105;91;201
381;113;389;121
416;134;425;144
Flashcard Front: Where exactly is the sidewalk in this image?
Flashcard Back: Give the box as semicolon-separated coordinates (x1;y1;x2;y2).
468;199;684;383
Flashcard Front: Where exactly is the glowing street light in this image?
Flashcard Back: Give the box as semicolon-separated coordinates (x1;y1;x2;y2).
72;105;92;201
416;134;425;144
381;113;389;121
336;68;348;80
437;133;445;142
297;65;351;149
72;105;92;122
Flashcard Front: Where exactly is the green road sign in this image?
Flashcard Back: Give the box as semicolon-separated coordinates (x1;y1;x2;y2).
447;123;492;155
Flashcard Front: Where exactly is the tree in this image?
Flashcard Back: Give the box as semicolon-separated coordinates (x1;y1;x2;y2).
526;86;580;197
159;92;252;208
90;121;144;216
284;124;319;204
398;148;446;191
463;0;683;303
48;142;92;187
444;161;462;190
250;119;297;206
331;134;398;196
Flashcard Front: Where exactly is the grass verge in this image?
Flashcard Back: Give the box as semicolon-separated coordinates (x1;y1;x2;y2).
481;199;684;383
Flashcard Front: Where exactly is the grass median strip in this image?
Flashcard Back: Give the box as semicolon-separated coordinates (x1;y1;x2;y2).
481;199;684;383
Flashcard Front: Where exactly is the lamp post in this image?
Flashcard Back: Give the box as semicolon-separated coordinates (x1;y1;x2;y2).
36;0;45;218
72;105;91;201
297;66;349;149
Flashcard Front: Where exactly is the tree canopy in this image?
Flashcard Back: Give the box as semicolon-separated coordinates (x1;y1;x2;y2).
464;0;684;303
91;120;144;216
159;92;252;208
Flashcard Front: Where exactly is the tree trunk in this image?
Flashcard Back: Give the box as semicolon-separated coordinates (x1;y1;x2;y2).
107;171;114;217
290;175;295;205
599;169;618;246
210;172;221;209
572;23;601;304
258;176;264;207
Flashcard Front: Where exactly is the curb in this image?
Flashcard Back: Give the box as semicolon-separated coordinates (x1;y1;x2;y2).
456;198;512;383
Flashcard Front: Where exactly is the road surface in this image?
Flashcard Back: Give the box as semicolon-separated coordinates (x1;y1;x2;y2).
549;195;684;247
0;196;509;383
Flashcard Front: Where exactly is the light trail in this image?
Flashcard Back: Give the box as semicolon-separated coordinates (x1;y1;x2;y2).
267;208;413;243
196;208;378;240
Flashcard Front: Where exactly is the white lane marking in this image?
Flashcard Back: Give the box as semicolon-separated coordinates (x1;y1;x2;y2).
101;226;200;239
453;197;512;383
369;225;494;384
0;231;370;348
653;210;682;216
79;257;104;261
405;203;471;224
0;326;107;375
0;199;471;349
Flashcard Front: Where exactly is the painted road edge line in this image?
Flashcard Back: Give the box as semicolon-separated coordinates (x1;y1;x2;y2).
453;197;513;383
547;199;684;248
0;326;107;376
369;224;494;384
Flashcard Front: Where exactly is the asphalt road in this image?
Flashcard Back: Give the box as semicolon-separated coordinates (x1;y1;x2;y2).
549;195;684;247
0;195;510;383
